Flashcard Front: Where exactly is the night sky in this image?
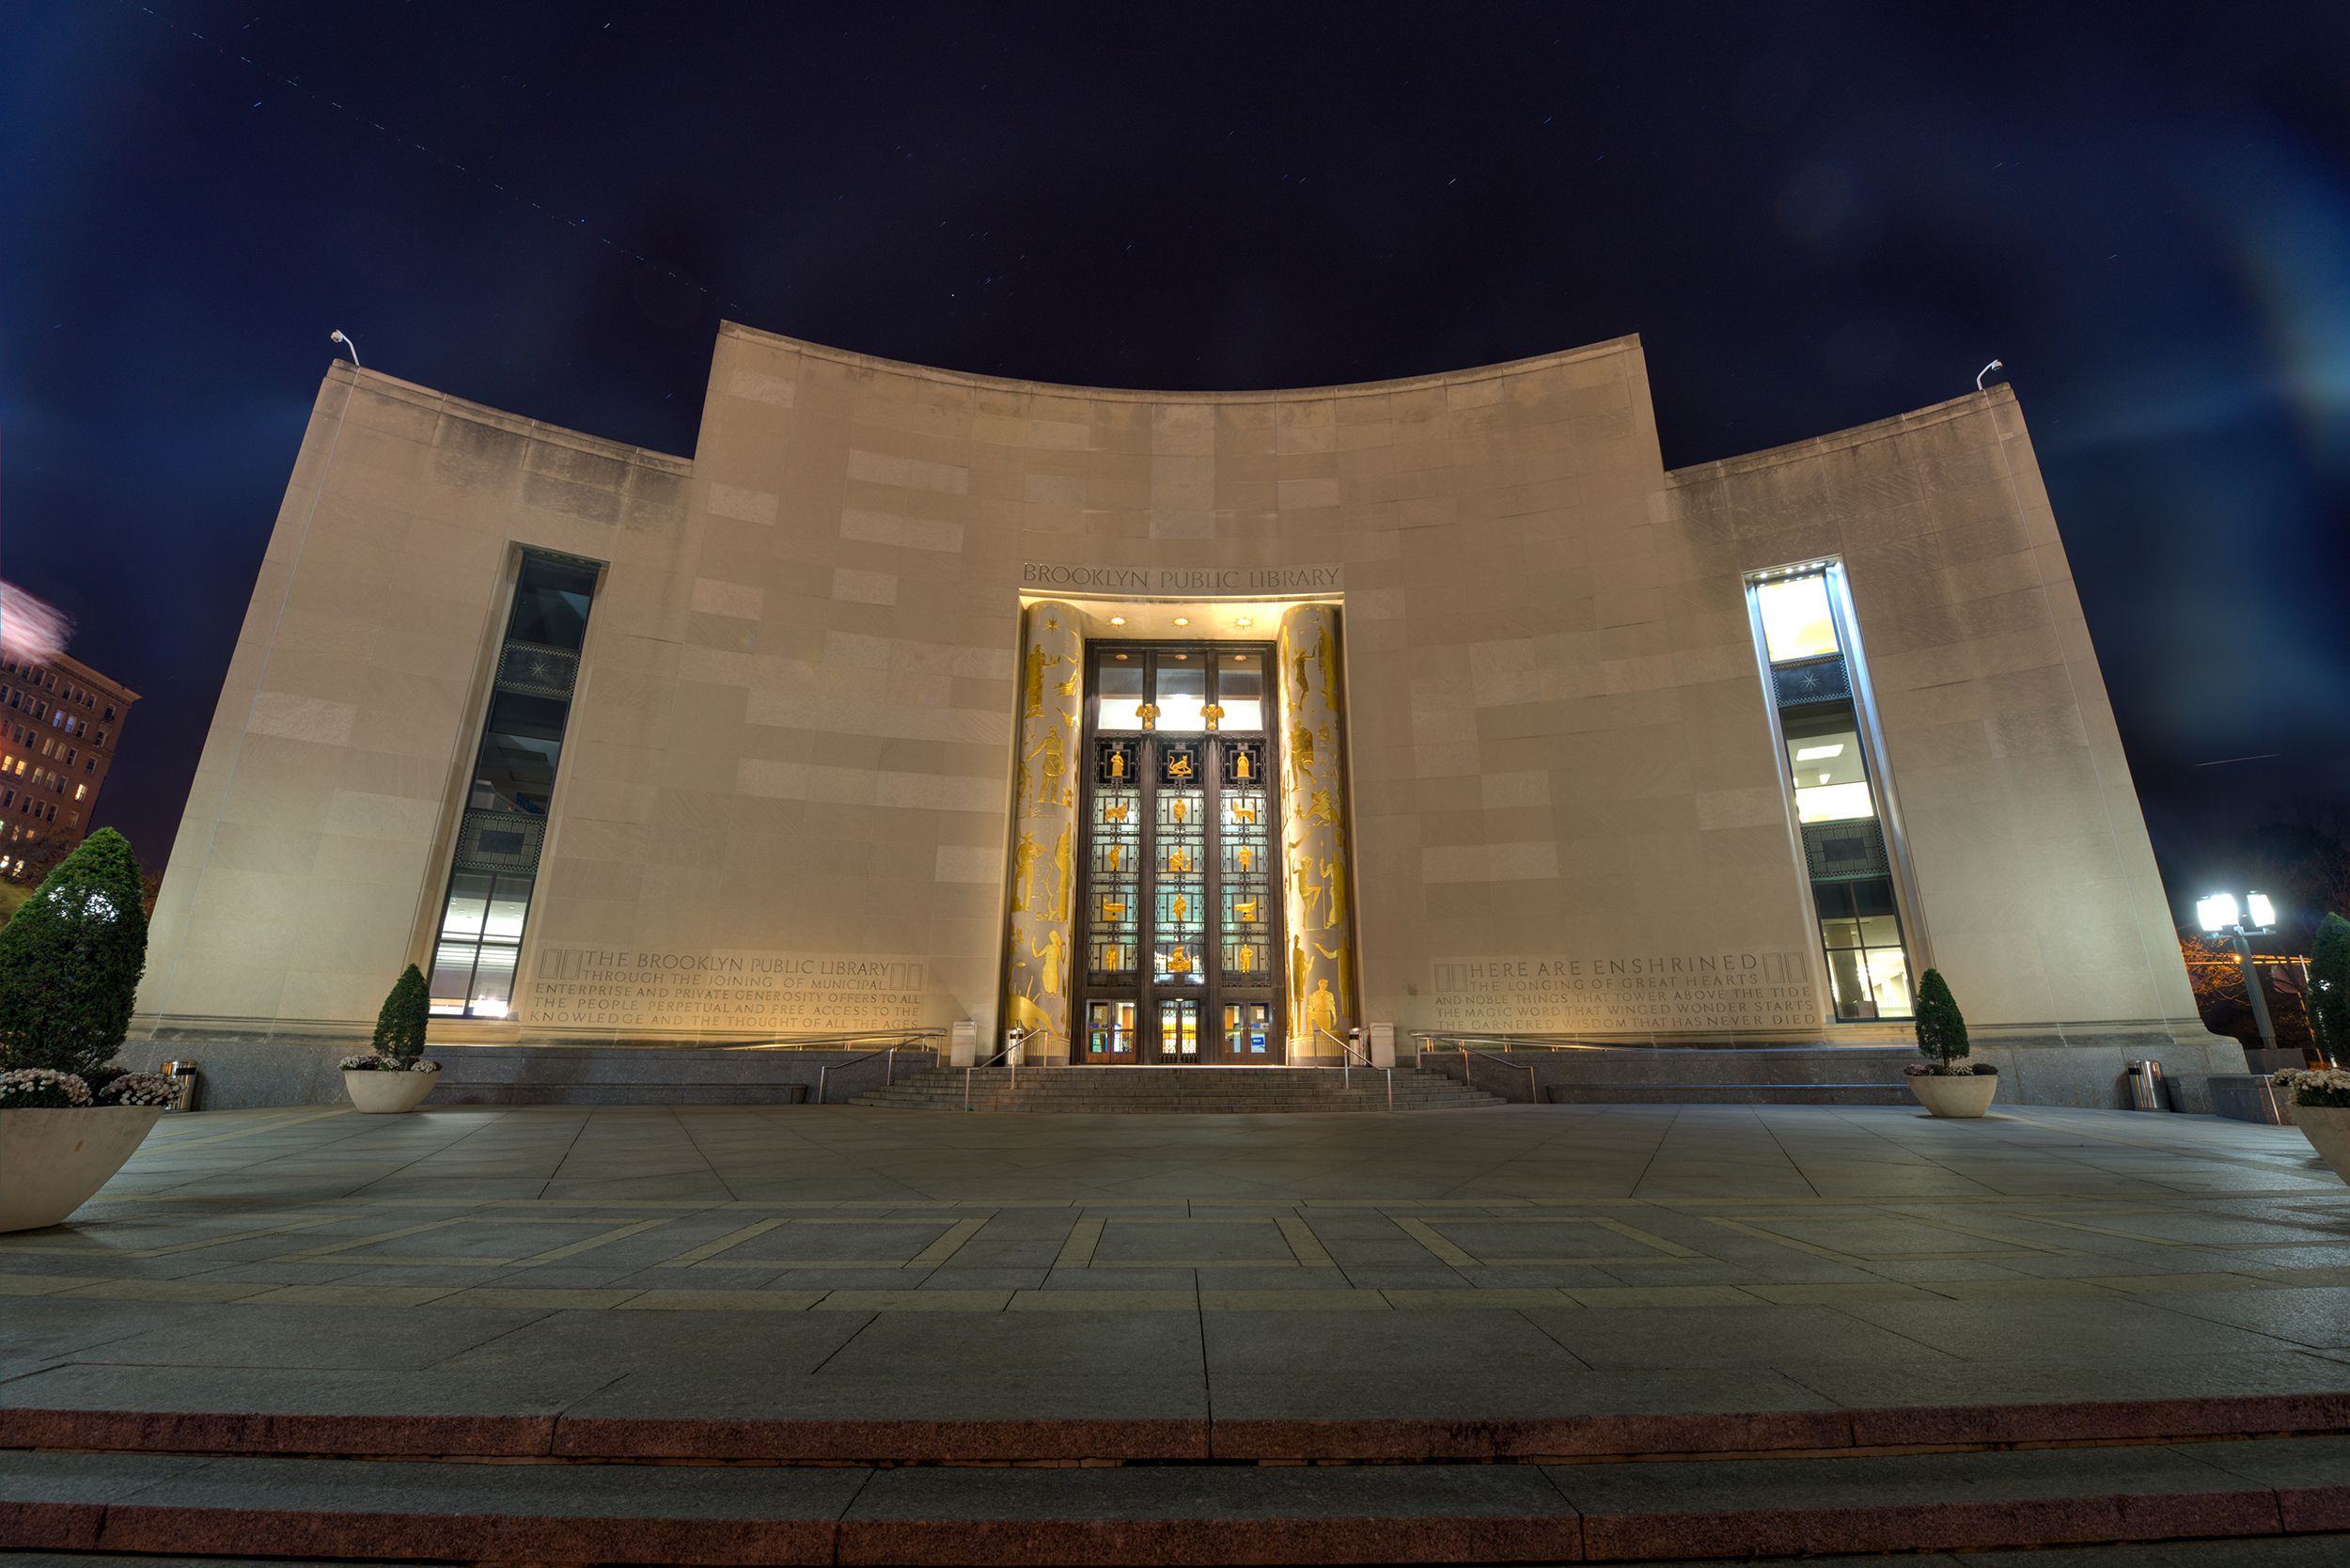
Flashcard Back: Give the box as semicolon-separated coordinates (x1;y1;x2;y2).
6;3;2348;938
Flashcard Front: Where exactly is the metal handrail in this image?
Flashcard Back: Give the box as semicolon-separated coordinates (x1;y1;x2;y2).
1317;1027;1392;1110
964;1027;1036;1111
723;1027;948;1053
1408;1031;1613;1055
1432;1043;1539;1104
814;1044;906;1105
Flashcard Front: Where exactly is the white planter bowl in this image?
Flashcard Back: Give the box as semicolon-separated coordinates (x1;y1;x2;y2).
344;1069;437;1114
0;1105;166;1232
2295;1104;2350;1184
1908;1072;1998;1119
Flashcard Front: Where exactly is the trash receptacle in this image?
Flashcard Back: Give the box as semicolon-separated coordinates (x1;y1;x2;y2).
2125;1058;2170;1111
162;1059;200;1113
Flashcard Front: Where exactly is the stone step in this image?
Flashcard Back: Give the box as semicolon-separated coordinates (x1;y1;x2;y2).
848;1066;1506;1113
6;1434;2343;1563
1543;1082;1914;1105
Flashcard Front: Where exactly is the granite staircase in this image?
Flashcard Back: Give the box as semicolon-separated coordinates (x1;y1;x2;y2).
850;1064;1506;1112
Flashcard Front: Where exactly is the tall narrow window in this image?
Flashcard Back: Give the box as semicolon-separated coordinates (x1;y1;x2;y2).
1748;563;1915;1022
428;551;600;1018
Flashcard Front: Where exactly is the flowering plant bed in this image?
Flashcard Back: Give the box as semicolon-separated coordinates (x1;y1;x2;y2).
2274;1069;2350;1185
0;831;167;1231
1904;968;1998;1117
341;965;439;1112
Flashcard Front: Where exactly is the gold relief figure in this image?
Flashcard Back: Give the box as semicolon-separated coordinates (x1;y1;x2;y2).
1166;846;1193;874
1024;644;1064;719
1230;799;1258;824
1234;747;1252;781
1166;945;1193;975
1136;700;1160;731
1104;844;1122;872
1236;845;1254;872
1107;747;1127;781
1103;799;1130;823
1171;798;1187;824
1027;729;1066;808
1291;721;1316;776
1315;624;1340;707
1290;933;1308;1020
1307;977;1339;1041
1010;831;1040;914
1201;701;1224;732
1167;751;1195;781
1032;929;1066;997
1295;856;1324;923
1101;897;1128;922
1319;855;1347;927
1308;788;1339;826
1233;944;1254;973
1234;898;1260;924
1314;941;1355;1030
1056;670;1078;698
1170;894;1189;922
1051;823;1072;922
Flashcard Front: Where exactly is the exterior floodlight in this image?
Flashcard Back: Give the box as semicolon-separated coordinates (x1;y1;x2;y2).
2200;889;2281;1054
330;329;360;368
1976;358;2004;391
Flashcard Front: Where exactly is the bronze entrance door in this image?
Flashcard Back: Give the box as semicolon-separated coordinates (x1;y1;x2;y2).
1075;643;1281;1064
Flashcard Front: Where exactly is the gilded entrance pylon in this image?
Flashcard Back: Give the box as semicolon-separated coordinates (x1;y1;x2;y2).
1004;602;1082;1061
1277;604;1355;1055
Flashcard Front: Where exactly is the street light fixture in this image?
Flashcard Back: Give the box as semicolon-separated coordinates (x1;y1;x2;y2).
2199;890;2280;1055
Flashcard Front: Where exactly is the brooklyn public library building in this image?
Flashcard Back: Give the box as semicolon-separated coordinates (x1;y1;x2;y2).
129;323;2241;1109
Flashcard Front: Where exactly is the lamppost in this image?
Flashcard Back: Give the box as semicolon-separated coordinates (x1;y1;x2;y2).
2198;892;2280;1055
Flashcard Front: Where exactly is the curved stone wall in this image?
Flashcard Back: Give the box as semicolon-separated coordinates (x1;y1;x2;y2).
136;325;2212;1059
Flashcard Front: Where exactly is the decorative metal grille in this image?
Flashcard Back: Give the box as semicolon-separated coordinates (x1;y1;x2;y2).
496;641;580;700
1773;657;1851;708
454;808;546;874
1803;818;1889;881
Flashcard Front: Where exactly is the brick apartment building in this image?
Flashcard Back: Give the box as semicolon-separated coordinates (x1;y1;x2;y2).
0;648;137;883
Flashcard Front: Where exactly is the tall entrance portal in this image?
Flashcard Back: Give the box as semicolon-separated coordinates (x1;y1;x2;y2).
1076;643;1280;1063
1000;600;1358;1066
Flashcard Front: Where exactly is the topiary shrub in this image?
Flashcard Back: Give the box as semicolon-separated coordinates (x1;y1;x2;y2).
1910;967;1985;1075
369;964;431;1063
2311;913;2350;1065
0;829;149;1080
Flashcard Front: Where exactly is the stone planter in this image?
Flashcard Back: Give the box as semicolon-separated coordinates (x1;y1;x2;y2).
0;1105;166;1232
1908;1072;1998;1119
2295;1104;2350;1184
344;1069;437;1114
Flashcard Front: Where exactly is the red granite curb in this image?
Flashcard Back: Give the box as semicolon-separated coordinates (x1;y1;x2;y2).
1209;1408;1852;1461
3;1391;2347;1466
830;1513;1573;1564
90;1504;836;1564
4;1485;2341;1565
552;1414;1211;1462
0;1406;556;1459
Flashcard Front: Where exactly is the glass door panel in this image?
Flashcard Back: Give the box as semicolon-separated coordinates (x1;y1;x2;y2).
1158;997;1199;1058
1086;999;1137;1061
1074;641;1284;1064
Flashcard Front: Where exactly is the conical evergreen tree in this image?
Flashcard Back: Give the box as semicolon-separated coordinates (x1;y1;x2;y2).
369;964;431;1062
2311;913;2350;1064
0;828;149;1078
1913;967;1969;1067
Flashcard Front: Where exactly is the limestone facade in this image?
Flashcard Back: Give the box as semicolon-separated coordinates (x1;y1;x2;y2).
135;325;2211;1058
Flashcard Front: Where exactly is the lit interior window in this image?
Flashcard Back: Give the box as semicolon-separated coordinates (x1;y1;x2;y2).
1794;781;1877;823
1756;572;1840;663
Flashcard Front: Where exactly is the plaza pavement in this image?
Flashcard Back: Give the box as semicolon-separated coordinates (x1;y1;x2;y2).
5;1102;2350;1561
